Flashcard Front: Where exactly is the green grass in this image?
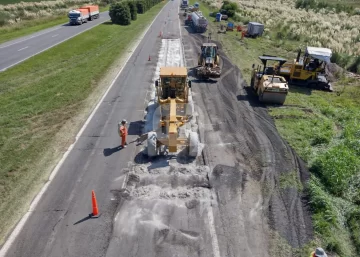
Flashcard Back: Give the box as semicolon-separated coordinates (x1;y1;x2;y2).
0;1;164;245
0;0;55;4
193;0;360;256
0;5;110;45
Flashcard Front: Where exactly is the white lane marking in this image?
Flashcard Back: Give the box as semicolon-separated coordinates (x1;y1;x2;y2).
0;27;61;49
17;46;29;51
51;34;59;38
0;4;168;257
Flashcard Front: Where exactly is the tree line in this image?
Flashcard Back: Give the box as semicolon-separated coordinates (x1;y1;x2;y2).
109;0;163;25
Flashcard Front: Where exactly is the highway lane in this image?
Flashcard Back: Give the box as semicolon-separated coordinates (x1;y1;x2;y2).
0;11;110;72
0;1;188;257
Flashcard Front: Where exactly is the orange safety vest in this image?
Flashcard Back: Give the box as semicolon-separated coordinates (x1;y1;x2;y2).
119;125;127;137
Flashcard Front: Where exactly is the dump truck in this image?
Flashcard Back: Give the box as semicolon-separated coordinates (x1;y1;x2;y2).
68;9;89;25
81;5;100;20
68;5;99;25
140;67;199;157
276;47;333;91
251;56;289;105
194;43;221;79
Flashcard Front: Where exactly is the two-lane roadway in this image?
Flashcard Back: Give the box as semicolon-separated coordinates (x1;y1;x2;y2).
0;11;110;72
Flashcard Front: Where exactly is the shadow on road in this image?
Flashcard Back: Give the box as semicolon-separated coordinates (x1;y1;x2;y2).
128;120;143;136
103;146;122;156
73;214;101;225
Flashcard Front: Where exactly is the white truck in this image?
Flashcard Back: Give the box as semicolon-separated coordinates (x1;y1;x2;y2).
180;0;189;9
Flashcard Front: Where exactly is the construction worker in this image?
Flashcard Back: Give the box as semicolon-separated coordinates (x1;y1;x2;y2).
310;247;328;257
118;119;128;148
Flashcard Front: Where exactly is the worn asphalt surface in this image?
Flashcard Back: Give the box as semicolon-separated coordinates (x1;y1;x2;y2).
0;11;110;72
2;1;314;256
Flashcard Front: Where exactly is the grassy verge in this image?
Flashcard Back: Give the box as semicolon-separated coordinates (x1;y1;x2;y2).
191;1;360;256
0;1;164;245
0;5;109;45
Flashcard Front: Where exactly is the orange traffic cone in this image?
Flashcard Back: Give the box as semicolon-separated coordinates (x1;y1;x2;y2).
91;190;99;216
148;55;151;61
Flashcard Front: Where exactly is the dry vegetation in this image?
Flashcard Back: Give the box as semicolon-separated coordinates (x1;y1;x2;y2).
0;0;102;26
234;0;360;56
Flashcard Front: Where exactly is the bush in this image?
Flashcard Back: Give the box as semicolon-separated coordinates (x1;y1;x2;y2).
109;2;131;25
220;1;238;18
136;0;146;13
126;0;138;20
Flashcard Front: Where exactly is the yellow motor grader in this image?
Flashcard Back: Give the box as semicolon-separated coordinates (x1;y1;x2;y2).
144;67;199;157
251;55;289;105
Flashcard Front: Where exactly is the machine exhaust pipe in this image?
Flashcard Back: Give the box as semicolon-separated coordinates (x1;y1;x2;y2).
296;49;301;63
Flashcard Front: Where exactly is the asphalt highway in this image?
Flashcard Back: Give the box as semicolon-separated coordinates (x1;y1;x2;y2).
1;2;188;257
0;11;110;72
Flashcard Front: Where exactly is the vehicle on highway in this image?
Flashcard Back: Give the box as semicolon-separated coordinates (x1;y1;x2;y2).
68;5;99;25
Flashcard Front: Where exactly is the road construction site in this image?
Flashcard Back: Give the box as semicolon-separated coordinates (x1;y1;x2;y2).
1;0;313;256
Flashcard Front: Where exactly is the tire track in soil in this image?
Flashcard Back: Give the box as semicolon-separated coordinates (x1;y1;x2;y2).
182;23;313;256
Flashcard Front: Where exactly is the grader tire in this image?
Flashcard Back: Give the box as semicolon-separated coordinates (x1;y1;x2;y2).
147;132;158;157
188;132;199;157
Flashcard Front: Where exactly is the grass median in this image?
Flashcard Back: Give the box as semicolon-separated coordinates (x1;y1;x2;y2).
191;0;360;256
0;1;164;245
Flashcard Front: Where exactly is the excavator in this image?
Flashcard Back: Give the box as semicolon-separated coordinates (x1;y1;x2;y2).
276;47;333;92
140;67;200;157
194;42;221;80
251;55;289;105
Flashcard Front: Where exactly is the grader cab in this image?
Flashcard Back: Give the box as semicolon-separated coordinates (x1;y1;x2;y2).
145;67;199;157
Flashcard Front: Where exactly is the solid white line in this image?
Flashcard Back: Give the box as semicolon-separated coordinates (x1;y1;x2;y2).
0;17;110;72
0;27;61;49
0;4;168;257
17;46;28;52
51;34;59;38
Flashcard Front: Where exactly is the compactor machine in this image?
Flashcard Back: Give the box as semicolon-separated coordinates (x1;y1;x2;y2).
276;47;333;92
143;67;199;157
194;43;221;79
251;56;289;105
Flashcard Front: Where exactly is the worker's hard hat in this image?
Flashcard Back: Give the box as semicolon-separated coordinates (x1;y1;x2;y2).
314;248;327;257
121;119;127;124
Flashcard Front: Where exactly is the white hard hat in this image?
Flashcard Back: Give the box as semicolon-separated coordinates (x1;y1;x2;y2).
121;119;127;124
315;248;327;257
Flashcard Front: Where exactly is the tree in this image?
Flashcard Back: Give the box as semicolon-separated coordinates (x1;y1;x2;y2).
109;2;131;25
126;1;138;20
136;0;146;13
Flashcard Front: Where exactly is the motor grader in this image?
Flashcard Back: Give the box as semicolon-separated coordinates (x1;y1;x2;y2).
194;42;221;80
142;67;200;157
251;56;289;105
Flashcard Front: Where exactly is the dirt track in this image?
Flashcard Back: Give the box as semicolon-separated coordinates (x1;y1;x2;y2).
182;25;314;255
